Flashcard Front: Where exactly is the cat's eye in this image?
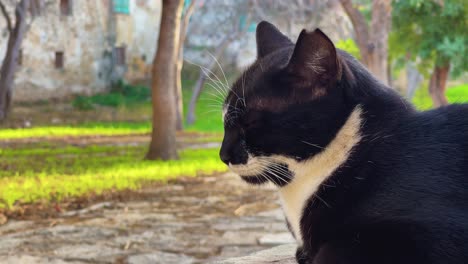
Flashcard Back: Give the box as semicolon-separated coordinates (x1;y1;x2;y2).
242;111;262;130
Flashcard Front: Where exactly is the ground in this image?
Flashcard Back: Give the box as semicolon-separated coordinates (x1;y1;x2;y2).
0;171;294;263
0;102;294;263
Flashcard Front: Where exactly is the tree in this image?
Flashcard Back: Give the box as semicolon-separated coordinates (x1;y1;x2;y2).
253;0;331;37
392;0;468;107
0;0;31;121
174;0;197;131
146;0;184;160
339;0;392;85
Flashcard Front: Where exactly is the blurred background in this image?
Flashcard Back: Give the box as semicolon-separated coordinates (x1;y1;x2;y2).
0;0;466;263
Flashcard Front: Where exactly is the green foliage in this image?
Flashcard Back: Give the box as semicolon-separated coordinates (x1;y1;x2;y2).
336;38;361;60
72;81;151;110
391;0;468;76
0;145;226;208
413;83;468;110
72;96;95;110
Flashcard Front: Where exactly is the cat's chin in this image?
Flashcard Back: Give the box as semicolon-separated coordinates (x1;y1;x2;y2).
239;175;269;185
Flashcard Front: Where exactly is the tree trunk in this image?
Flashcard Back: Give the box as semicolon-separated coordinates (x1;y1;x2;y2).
428;63;450;108
406;62;423;99
339;0;391;85
0;0;30;121
174;0;197;131
146;0;184;160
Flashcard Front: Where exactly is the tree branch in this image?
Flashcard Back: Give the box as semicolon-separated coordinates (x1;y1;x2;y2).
178;0;196;46
339;0;370;59
252;0;273;22
182;0;196;22
0;0;13;32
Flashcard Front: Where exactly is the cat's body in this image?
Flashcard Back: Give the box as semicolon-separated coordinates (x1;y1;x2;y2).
220;21;468;263
290;103;468;264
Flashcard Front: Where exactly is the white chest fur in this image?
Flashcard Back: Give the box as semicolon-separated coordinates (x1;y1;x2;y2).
277;107;363;245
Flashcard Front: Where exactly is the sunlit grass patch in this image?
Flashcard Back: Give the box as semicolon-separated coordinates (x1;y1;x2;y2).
0;144;226;208
0;122;151;140
413;84;468;110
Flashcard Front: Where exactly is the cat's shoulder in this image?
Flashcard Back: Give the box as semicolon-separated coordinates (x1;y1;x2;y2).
413;103;468;128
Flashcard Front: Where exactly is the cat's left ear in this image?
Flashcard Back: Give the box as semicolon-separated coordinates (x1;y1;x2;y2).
286;29;341;89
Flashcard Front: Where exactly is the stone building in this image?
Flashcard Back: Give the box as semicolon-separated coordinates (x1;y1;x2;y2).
0;0;354;102
0;0;161;101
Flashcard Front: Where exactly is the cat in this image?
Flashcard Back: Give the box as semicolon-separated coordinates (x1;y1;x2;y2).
219;21;468;264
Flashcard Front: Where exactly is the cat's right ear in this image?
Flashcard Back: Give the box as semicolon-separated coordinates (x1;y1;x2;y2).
286;29;341;90
256;21;292;58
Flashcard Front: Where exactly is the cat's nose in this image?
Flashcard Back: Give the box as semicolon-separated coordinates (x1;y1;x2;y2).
219;147;231;165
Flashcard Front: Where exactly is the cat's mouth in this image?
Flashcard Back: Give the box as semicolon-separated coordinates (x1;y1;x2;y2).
240;175;269;185
229;164;268;185
229;157;293;187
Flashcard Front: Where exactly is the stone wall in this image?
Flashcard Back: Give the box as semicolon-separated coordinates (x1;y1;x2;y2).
0;0;161;102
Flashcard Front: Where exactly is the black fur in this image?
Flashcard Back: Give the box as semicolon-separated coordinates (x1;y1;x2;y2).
220;21;468;263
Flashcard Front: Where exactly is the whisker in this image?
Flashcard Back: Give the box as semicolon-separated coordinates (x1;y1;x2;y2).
202;109;223;115
301;140;324;149
185;58;228;91
201;70;228;98
201;96;224;105
207;51;230;90
204;89;226;99
198;62;229;93
314;193;331;208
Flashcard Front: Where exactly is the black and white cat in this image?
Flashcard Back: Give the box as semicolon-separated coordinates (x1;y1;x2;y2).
220;21;468;264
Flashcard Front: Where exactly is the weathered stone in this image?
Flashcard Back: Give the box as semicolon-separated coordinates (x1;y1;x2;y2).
0;220;35;235
1;256;86;264
217;244;297;264
215;246;268;260
221;231;265;246
127;252;195;264
234;202;279;216
54;244;124;262
0;237;23;253
0;1;162;101
258;233;296;246
0;213;7;225
61;202;113;216
212;219;273;231
256;209;286;221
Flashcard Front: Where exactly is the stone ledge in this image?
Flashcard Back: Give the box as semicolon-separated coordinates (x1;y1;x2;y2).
217;244;297;264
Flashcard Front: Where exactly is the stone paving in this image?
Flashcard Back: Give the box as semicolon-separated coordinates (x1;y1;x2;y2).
0;173;295;264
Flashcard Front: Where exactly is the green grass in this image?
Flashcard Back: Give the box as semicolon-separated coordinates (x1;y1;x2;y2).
0;144;226;208
0;77;227;208
413;84;468;110
0;122;151;140
183;79;224;132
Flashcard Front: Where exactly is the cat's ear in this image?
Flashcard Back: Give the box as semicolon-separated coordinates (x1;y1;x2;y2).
256;21;292;58
286;29;341;89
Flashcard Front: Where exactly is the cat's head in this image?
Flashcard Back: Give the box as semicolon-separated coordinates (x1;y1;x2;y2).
220;21;359;186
